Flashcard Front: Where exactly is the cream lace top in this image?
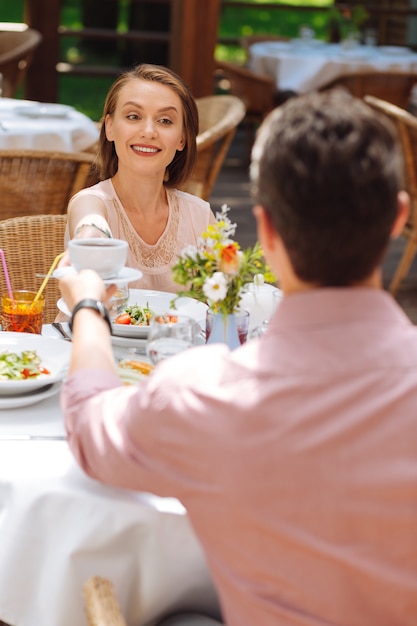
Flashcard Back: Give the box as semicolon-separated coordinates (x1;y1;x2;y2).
66;179;214;293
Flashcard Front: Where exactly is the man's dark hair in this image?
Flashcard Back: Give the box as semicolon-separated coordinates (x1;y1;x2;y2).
250;89;403;286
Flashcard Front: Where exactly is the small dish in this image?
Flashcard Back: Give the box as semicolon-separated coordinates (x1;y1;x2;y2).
14;103;74;118
57;288;207;339
52;265;143;285
0;382;61;410
0;333;71;396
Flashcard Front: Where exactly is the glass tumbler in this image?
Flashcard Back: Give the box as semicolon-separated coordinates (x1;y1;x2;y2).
1;290;45;334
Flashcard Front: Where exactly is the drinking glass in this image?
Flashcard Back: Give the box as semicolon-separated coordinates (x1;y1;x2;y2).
146;314;194;364
108;285;129;319
1;290;45;334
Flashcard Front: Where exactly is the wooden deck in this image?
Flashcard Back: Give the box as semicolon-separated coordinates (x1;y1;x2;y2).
210;129;417;324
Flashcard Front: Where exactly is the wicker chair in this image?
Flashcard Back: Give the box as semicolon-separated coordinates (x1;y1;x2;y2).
364;95;417;295
180;94;246;200
320;71;417;110
0;150;96;221
0;214;67;323
214;59;275;136
83;576;220;626
0;28;42;97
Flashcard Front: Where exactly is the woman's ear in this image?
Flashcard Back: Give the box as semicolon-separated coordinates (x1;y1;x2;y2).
391;191;410;238
177;134;185;151
104;114;114;142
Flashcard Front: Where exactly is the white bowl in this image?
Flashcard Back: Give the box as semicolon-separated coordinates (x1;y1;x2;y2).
68;238;128;279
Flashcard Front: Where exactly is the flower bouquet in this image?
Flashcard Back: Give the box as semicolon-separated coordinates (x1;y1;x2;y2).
171;204;274;317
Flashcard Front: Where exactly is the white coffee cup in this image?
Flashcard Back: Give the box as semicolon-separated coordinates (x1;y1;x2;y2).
68;238;128;279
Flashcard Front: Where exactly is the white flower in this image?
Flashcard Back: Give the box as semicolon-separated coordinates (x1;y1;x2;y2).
181;244;198;260
203;271;228;302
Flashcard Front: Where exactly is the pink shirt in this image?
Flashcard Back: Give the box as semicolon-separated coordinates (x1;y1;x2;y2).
62;288;417;626
66;179;214;292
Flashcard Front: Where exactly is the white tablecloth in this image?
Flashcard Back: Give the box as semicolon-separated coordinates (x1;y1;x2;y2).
0;326;220;626
249;41;417;93
0;98;99;152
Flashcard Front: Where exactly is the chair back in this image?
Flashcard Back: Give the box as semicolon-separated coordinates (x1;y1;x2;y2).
320;71;417;110
0;28;42;97
0;150;96;221
84;577;127;626
180;95;246;200
0;214;67;323
215;59;275;120
364;95;417;294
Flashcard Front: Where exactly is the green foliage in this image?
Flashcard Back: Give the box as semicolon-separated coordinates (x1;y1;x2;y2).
3;0;334;117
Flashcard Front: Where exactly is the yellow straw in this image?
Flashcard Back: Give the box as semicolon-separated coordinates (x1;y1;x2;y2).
33;252;66;303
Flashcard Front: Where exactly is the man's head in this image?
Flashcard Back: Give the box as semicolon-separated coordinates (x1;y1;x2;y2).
251;89;406;287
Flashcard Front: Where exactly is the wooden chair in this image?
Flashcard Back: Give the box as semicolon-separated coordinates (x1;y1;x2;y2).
180;94;246;200
364;95;417;295
320;71;417;110
0;214;67;323
0;28;42;97
0;150;96;221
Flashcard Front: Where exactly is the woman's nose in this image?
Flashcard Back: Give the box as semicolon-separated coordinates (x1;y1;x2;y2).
139;117;157;137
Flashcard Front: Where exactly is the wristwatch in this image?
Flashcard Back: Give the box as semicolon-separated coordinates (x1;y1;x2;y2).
69;299;112;334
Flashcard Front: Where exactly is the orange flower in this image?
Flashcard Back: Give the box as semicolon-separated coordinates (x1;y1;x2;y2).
220;243;241;275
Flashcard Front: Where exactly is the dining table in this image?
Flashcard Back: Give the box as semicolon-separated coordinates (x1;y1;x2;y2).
0;97;99;152
0;323;220;626
248;40;417;94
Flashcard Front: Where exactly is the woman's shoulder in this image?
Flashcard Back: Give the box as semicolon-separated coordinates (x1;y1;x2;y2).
70;178;114;204
169;188;211;213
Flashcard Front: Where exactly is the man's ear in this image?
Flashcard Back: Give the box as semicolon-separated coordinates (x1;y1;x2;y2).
253;204;277;253
391;191;410;238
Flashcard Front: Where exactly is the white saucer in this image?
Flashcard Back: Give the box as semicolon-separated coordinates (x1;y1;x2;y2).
14;103;74;118
0;382;61;410
52;266;143;285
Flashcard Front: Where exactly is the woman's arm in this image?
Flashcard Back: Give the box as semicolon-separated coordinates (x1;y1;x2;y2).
68;194;113;240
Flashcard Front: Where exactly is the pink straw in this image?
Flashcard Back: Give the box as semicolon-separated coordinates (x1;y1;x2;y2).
0;249;13;299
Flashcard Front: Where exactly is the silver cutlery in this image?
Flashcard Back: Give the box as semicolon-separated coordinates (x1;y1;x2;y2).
52;322;72;341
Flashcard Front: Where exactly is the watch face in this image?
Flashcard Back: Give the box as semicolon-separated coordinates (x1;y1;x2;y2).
96;301;106;317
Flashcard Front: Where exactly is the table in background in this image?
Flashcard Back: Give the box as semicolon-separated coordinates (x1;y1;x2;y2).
249;41;417;94
0;325;220;626
0;98;99;152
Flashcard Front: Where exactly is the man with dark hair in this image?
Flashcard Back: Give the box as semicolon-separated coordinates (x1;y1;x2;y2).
60;89;417;626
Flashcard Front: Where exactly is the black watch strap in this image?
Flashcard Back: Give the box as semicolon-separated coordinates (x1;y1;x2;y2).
69;299;112;334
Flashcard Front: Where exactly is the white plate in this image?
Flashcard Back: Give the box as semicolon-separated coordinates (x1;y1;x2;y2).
14;103;74;118
111;335;147;349
57;288;208;339
52;266;143;285
0;382;61;409
378;46;412;56
0;333;71;395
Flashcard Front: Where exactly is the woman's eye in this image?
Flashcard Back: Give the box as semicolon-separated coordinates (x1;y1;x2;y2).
159;118;173;125
127;113;140;121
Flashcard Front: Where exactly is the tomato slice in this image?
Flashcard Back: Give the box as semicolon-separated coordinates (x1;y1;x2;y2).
114;313;132;325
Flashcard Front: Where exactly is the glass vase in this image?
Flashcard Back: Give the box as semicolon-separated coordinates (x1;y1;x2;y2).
205;310;249;350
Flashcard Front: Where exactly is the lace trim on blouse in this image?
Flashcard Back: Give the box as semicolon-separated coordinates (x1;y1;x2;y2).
112;189;180;269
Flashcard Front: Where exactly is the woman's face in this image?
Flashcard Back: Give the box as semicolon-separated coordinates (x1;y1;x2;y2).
105;78;186;179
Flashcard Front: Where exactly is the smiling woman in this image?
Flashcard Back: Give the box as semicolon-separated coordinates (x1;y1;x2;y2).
54;63;217;319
